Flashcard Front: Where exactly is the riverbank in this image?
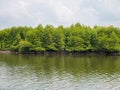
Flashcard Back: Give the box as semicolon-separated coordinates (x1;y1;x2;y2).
0;50;120;56
1;24;120;55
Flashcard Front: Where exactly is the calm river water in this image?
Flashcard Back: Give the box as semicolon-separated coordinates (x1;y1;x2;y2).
0;54;120;90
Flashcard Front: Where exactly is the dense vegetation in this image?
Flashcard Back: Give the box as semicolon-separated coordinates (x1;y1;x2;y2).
0;23;120;53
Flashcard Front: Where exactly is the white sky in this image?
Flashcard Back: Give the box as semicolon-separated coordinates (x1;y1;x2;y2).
0;0;120;29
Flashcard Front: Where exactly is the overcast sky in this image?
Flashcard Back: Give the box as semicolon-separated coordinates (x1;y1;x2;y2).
0;0;120;29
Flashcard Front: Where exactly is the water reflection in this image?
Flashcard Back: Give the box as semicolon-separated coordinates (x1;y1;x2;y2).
0;54;120;90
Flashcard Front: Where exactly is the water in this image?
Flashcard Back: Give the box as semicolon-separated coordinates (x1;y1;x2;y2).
0;54;120;90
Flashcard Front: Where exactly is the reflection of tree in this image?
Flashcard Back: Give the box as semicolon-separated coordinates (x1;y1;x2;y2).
0;54;120;78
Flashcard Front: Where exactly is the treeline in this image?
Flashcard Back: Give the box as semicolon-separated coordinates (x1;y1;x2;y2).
0;23;120;53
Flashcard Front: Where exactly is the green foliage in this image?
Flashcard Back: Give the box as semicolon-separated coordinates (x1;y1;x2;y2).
0;23;120;52
31;47;45;51
66;36;84;51
18;40;32;53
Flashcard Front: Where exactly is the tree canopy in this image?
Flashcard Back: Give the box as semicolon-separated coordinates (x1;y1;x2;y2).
0;23;120;53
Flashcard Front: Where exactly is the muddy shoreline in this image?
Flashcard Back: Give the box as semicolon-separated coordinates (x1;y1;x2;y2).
0;50;120;56
0;50;13;54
